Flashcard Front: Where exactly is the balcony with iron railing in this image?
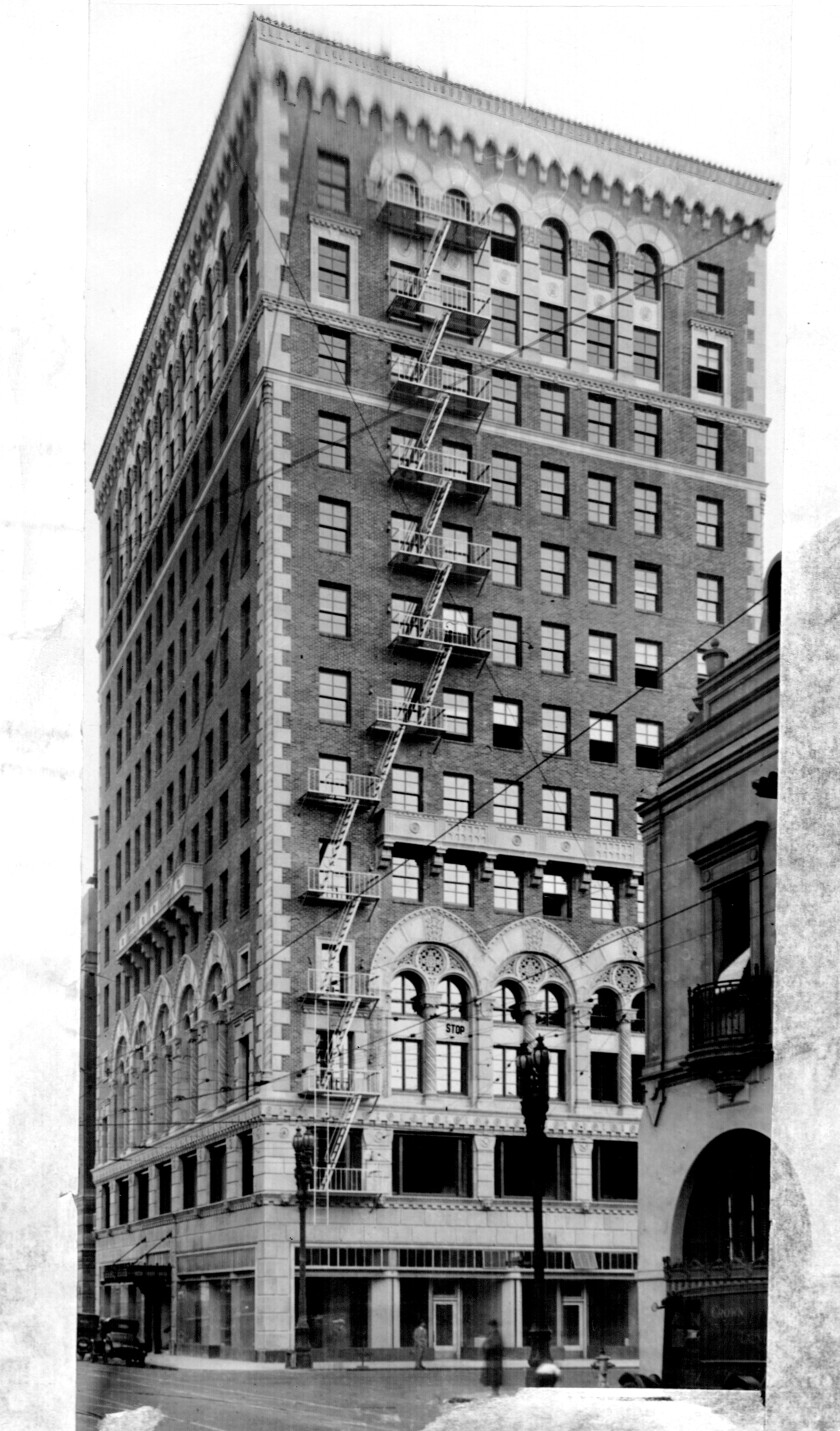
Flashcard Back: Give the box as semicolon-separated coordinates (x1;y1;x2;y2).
316;1165;365;1194
390;613;490;662
686;975;772;1084
389;438;490;497
389;526;490;580
372;178;490;248
302;769;383;805
370;696;446;739
299;1068;382;1098
387;268;489;340
303;968;379;1002
376;809;645;876
303;868;380;904
390;355;490;420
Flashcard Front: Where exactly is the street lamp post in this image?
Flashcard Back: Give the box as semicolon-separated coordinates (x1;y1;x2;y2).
292;1126;314;1369
517;1035;559;1388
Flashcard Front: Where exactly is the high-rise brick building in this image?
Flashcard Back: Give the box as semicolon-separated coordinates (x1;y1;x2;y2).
88;16;778;1361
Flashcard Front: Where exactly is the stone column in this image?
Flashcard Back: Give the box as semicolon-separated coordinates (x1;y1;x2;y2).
500;1272;520;1351
617;1009;633;1108
421;997;438;1098
572;1137;593;1204
189;1027;201;1121
571;1004;592;1108
369;1272;399;1350
170;1035;184;1123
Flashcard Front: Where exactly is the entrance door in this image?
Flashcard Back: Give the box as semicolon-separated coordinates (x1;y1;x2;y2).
560;1296;584;1354
432;1297;459;1356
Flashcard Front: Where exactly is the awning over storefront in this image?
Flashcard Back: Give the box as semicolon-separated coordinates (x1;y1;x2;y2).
102;1262;171;1286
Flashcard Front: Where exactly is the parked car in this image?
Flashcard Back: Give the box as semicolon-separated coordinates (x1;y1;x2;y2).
77;1313;105;1361
99;1318;147;1367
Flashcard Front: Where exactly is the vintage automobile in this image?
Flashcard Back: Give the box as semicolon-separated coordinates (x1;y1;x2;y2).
99;1318;147;1367
77;1313;105;1361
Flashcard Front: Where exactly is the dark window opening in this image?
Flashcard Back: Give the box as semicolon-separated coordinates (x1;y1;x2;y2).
495;1136;571;1198
392;1133;472;1197
592;1140;637;1201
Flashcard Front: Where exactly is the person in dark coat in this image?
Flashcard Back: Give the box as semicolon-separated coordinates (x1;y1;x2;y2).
482;1320;504;1394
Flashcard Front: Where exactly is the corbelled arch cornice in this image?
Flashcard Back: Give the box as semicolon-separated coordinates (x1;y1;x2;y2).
259;17;778;236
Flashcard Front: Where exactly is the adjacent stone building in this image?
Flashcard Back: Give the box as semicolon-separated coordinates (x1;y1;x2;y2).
637;559;780;1384
88;16;778;1359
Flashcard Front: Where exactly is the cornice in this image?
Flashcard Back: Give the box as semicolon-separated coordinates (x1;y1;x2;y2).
268;296;772;432
307;213;363;237
256;18;780;206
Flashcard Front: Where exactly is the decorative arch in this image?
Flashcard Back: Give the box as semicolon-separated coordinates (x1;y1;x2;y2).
199;930;233;1000
370;907;486;988
672;1129;771;1265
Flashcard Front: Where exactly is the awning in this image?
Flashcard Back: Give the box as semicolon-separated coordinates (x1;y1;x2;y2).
102;1262;171;1286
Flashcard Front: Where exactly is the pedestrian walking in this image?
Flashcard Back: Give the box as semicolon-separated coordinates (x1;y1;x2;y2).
412;1320;428;1370
481;1320;504;1395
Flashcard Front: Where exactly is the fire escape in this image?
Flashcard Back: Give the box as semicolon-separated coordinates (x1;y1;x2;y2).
300;182;491;1200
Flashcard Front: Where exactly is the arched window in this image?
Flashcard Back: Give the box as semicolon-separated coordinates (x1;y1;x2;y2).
178;986;197;1121
391;971;423;1093
635;244;661;300
439;975;468;1020
590;987;620;1030
133;1024;148;1144
682;1131;770;1264
166;366;174;414
493;980;522;1023
206;965;227;1107
536;984;566;1028
540;220;567;276
204;271;213;325
190;304;199;358
491;205;519;263
446;187;470;220
179;336;187;386
631;991;646;1032
394;171;419;208
154;1007;171;1131
114;1038;128;1155
588;232;615;289
219;236;228;291
393;971;422;1016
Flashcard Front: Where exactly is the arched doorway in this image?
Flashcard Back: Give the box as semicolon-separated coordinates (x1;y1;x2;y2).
664;1130;770;1388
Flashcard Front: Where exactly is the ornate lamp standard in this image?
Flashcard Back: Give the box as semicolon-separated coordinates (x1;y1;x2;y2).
516;1034;559;1387
292;1126;315;1369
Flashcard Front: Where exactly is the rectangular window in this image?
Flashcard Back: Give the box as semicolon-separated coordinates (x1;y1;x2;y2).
591;1052;619;1102
157;1162;172;1215
239;1132;253;1195
588;553;616;606
633;327;660;381
317;151;349;214
635;639;662;689
239;848;251;915
239;764;251;823
634;405;661;457
591;877;618;922
697;574;723;623
540;464;568;517
219;868;229;919
540;383;568;436
493;780;522;827
318;239;350;302
541;705;570;757
636;718;663;769
634;562;662;613
539;303;567;358
492;698;522;750
208;1143;227;1204
491;291;519;346
443;861;471;907
592;1141;638;1201
588;631;616;681
697;497;723;547
541;623;569;675
318;328;350;384
587;316;614;369
318;669;349;724
442;690;472;741
696;419;723;471
587;396;615;447
491;453;520;507
442;773;472;820
697;339;723;395
491;373;520;425
494;1047;518;1099
634;483;661;537
318;583;350;638
587;475;615;526
542;786;570;832
393;1133;473;1196
589;713;617;763
181;1152;197;1210
541;544;568;597
697;263;724;315
492;535;520;587
590;793;618;837
318;412;349;470
492;614;521;667
392;858;421;902
319;497;350;553
391;767;422;814
493;867;522;913
391;1039;422;1093
219;797;229;847
495;1136;571;1196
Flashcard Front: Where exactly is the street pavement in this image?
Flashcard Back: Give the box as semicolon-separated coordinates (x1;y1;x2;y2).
77;1360;623;1430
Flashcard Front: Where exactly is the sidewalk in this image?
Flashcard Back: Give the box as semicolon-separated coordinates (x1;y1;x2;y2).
145;1352;641;1375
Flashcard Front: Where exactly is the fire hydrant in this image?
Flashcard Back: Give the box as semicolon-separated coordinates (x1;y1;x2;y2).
591;1350;615;1387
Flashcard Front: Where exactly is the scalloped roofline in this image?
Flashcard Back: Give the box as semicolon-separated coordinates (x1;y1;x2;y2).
257;13;781;197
